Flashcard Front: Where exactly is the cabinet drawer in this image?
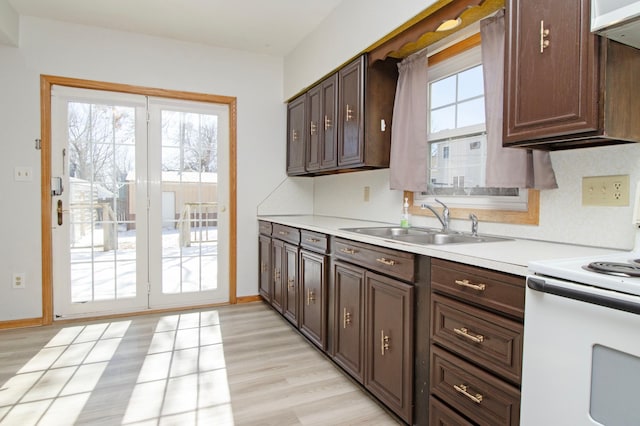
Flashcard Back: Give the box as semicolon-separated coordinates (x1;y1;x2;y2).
272;224;300;245
334;238;415;282
430;395;475;426
431;346;520;426
258;220;272;236
300;230;329;253
431;293;523;385
431;259;524;319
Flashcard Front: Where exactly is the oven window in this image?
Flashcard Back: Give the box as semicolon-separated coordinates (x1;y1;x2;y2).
590;344;640;424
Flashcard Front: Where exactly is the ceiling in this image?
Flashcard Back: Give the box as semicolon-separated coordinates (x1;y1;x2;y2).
7;0;345;55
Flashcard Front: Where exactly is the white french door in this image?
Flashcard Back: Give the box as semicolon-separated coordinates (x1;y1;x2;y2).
51;87;229;319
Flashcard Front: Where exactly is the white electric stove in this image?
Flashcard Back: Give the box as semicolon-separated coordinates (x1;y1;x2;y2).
522;250;640;425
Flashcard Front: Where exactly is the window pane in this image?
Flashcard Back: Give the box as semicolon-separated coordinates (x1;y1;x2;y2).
458;65;484;101
430;105;456;133
457;98;485;128
430;75;456;108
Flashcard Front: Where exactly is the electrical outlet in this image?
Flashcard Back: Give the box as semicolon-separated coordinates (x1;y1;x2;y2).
582;175;630;206
12;273;25;289
363;186;370;202
14;167;33;182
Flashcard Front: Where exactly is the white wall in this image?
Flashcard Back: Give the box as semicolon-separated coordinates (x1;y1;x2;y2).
313;143;640;250
0;16;288;321
283;0;436;98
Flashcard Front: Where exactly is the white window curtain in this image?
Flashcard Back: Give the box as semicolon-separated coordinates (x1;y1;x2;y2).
389;51;429;191
481;10;558;189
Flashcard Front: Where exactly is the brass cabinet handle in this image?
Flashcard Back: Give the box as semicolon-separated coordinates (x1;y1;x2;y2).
345;104;354;122
260;262;267;273
288;278;295;289
343;308;351;329
540;20;550;53
453;327;484;343
278;231;289;236
376;257;396;266
291;129;298;142
57;199;63;226
273;270;281;281
454;279;486;292
310;121;317;136
453;384;483;404
324;115;332;130
306;289;315;305
339;247;357;255
305;238;320;243
380;330;390;356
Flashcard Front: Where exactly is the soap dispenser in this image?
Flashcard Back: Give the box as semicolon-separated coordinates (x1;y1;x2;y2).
401;197;410;228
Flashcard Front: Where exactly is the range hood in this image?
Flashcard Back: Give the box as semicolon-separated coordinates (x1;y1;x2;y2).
592;0;640;49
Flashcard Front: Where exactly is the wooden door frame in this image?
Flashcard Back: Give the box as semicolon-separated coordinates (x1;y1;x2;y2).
40;75;238;325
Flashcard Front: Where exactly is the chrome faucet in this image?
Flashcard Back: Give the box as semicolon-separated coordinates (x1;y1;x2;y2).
421;199;450;232
469;213;478;236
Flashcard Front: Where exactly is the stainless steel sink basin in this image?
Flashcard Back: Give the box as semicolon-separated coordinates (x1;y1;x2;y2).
341;226;511;245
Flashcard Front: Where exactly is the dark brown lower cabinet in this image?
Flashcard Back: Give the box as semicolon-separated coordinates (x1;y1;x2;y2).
258;233;271;302
430;395;474;426
431;346;520;425
365;271;414;425
283;243;299;326
332;261;365;382
299;249;328;350
270;239;285;313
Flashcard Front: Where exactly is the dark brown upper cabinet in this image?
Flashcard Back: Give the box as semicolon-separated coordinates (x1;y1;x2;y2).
307;74;338;172
504;0;640;149
286;54;398;176
286;94;307;175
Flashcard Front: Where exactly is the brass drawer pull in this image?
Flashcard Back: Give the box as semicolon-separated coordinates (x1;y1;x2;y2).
455;279;486;291
453;384;483;404
273;270;281;281
288;278;295;289
278;231;289;236
305;238;321;243
324;115;332;130
306;289;315;305
453;327;484;343
380;330;390;355
540;20;550;53
343;308;351;329
376;257;396;266
339;247;357;255
346;104;354;121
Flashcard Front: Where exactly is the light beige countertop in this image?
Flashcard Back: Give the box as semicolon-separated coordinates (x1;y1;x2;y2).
257;215;624;277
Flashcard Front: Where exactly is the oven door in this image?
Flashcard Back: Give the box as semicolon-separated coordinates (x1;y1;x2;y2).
521;276;640;426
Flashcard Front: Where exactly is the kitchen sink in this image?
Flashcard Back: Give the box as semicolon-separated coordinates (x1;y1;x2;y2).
341;226;512;245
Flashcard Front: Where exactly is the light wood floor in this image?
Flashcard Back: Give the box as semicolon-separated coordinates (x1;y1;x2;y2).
0;302;401;425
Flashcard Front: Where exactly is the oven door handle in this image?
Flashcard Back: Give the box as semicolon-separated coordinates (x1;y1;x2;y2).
528;277;640;315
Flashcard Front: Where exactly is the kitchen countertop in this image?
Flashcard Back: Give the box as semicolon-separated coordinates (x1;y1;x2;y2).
257;215;624;277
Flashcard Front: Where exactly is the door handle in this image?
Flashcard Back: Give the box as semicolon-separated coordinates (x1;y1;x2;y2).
57;199;63;226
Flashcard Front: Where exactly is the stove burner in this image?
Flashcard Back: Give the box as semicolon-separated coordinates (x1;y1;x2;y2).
584;261;640;277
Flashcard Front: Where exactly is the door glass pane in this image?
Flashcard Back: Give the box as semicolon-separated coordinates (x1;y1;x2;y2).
160;110;218;294
67;102;137;303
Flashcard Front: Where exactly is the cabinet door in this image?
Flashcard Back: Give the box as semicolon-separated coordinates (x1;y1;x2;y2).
504;0;598;144
333;261;365;383
299;249;327;350
287;94;307;175
338;56;365;166
283;243;299;326
258;235;272;302
320;74;338;169
365;271;414;424
271;239;285;313
307;85;321;172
